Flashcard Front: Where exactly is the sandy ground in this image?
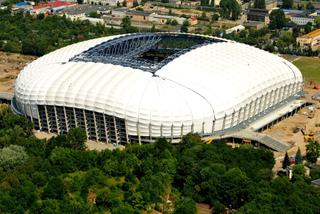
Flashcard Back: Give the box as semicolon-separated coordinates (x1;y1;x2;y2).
33;130;56;140
265;87;320;171
0;51;36;93
33;130;125;151
86;140;125;151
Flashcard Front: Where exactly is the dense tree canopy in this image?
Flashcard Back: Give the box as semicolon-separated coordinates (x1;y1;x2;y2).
0;10;124;56
0;106;320;213
254;0;266;9
180;20;189;33
269;9;287;29
219;0;241;20
282;0;293;9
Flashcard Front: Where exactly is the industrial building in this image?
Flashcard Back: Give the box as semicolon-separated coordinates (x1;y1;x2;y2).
12;33;304;145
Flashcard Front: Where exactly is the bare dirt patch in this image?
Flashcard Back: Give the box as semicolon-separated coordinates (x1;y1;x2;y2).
265;86;320;171
0;51;36;93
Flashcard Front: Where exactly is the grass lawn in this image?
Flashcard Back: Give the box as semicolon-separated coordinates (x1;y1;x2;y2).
293;57;320;83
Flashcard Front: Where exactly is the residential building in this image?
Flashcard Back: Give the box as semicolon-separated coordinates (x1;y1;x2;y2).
246;8;270;25
291;14;315;25
225;25;245;34
85;0;136;7
265;0;277;10
111;7;128;18
148;13;186;25
127;10;151;22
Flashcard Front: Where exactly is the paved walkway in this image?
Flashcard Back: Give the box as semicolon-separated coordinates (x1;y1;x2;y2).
225;130;290;152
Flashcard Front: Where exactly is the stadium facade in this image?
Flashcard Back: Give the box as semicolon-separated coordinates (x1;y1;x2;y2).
12;33;304;144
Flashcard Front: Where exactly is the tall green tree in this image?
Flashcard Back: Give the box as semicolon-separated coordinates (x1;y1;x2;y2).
66;128;87;150
42;177;64;200
306;141;320;163
180;20;189;33
295;147;302;164
0;145;28;171
151;24;156;32
304;22;313;33
282;152;290;169
219;0;241;20
133;0;139;7
173;197;197;214
254;0;266;9
269;9;287;29
121;16;134;33
306;2;315;11
282;0;293;9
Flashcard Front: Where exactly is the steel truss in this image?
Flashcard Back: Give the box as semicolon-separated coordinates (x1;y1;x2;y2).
70;33;224;73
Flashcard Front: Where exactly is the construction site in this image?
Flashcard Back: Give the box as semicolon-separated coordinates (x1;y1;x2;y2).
265;84;320;171
213;82;320;172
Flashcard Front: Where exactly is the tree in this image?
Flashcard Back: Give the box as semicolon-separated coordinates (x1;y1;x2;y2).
292;164;305;177
66;128;87;150
121;16;133;33
254;0;265;9
306;2;315;11
174;197;197;214
171;19;178;25
212;13;220;21
201;0;210;6
88;11;101;18
277;31;293;48
219;168;249;208
306;141;320;163
219;0;241;20
282;152;290;169
282;0;293;9
133;0;139;7
180;20;189;33
0;145;28;171
269;9;286;29
42;177;64;200
117;1;120;7
201;11;207;19
304;22;313;33
3;40;21;53
295;147;302;164
122;0;127;7
77;0;83;4
151;24;156;32
205;25;213;35
315;16;320;28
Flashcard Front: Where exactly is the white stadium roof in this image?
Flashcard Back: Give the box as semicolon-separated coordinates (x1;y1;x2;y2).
14;33;303;139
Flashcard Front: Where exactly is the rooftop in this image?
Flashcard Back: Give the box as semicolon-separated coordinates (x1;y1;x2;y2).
247;8;269;16
32;1;75;10
62;4;111;15
127;10;152;16
311;178;320;186
301;28;320;39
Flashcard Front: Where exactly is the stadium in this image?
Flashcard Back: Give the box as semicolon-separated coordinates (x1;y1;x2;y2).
12;32;304;145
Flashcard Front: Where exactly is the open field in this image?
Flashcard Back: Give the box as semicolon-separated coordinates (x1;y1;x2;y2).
293;57;320;83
